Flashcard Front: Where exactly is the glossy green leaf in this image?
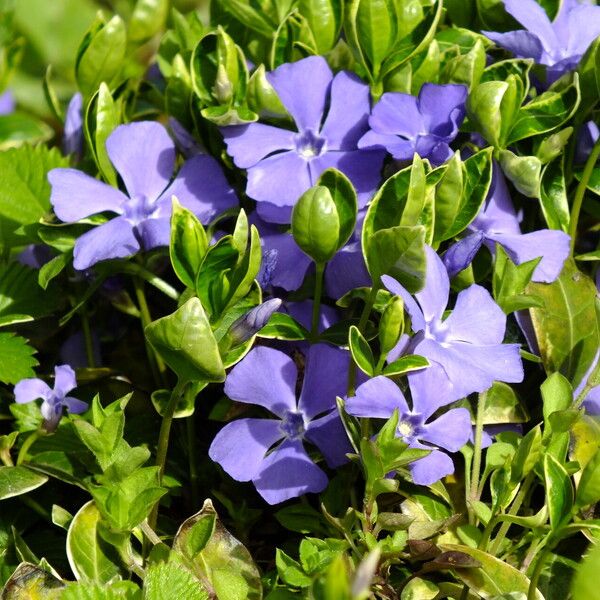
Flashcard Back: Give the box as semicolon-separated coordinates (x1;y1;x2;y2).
364;225;427;293
298;0;342;53
75;15;126;97
0;333;38;385
383;355;429;377
378;296;404;356
467;80;513;147
170;198;208;289
401;577;438;600
439;544;544;599
0;113;53;150
480;381;528;424
544;454;574;531
129;0;168;42
0;466;48;500
441;38;485;89
66;502;122;583
145;298;225;383
499;149;542;198
173;499;262;600
540;156;570;232
349;325;376;376
576;450;600;508
257;312;309;341
218;0;275;37
527;261;600;385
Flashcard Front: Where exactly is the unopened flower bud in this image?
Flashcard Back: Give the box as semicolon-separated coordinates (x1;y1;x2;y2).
228;298;282;344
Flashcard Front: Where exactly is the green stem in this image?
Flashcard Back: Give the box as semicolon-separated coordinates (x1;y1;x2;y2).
187;415;200;510
120;263;180;301
311;262;326;341
21;496;52;522
133;277;168;388
469;394;485;524
149;381;186;529
81;308;96;368
16;430;43;465
347;285;379;395
140;520;162;545
490;472;535;556
569;135;600;254
527;543;552;600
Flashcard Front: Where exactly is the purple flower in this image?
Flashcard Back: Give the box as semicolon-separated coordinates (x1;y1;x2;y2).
221;56;386;224
347;375;472;485
443;163;570;283
286;300;339;334
14;365;87;431
483;0;600;83
228;298;282;344
49;121;238;270
209;344;352;504
575;120;599;164
384;246;524;405
254;215;370;297
0;90;14;115
63;93;83;157
358;84;468;165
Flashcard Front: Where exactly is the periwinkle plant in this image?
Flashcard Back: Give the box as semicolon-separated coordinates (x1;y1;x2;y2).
1;0;600;599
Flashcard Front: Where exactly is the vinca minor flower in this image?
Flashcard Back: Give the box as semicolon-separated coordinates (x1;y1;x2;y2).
221;56;386;223
209;344;352;504
49;121;237;270
384;246;524;404
347;375;472;485
63;93;83;157
14;365;87;432
358;83;468;165
483;0;600;83
443;164;570;283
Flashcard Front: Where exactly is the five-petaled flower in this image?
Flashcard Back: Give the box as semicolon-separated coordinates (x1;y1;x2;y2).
443;163;570;283
221;56;386;224
483;0;600;83
384;245;524;405
209;344;352;504
347;375;472;485
358;83;468;165
49;121;237;270
14;365;87;431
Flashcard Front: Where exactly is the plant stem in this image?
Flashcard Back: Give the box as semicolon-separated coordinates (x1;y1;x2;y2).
120;263;180;300
16;430;42;465
347;285;379;395
149;381;186;529
569;135;600;254
81;308;96;368
133;276;168;388
187;414;200;510
490;472;535;556
311;262;326;341
527;543;552;600
141;520;162;545
469;394;485;524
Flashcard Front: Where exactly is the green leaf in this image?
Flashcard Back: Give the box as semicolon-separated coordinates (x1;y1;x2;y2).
467;80;516;147
507;74;580;144
0;466;48;500
540;156;570;232
441;38;486;89
0;113;53;150
292;169;357;264
527;260;600;385
75;14;126;97
38;253;71;290
364;225;427;293
572;542;600;600
218;0;275;38
378;296;404;357
145;298;225;383
143;562;208;600
0;145;68;248
298;0;342;53
499;150;542;198
0;333;38;385
276;549;312;588
61;580;141;600
257;312;309;341
355;0;397;74
439;544;544;599
480;381;528;424
1;562;64;599
66;502;122;583
349;325;376;376
401;577;438;600
544;454;574;531
129;0;168;42
170;198;208;288
173;499;262;600
576;450;600;508
383;355;429;377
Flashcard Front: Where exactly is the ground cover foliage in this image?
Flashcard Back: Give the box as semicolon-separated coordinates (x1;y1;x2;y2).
0;0;600;598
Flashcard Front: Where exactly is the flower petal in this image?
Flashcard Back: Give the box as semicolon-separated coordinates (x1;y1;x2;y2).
49;168;127;222
358;131;416;160
305;410;352;468
221;123;295;168
418;83;467;137
566;5;600;57
63;396;88;414
63;93;83;156
503;0;558;52
136;217;171;250
320;71;371;150
286;300;339;333
160;154;238;223
266;56;332;132
346;376;409;419
298;344;350;420
246;151;312;209
209;418;285;482
105;122;175;200
443;232;485;279
483;30;545;61
407;361;461;416
368;92;423;138
53;364;77;397
409;449;455;485
14;378;52;404
416;246;450;324
420;408;471;452
325;241;371;299
444;284;506;345
73;217;140;270
224;346;297;418
253;438;328;504
381;275;426;332
487;230;570;283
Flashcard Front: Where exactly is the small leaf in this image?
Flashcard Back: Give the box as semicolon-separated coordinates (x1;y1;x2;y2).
143;562;208;600
576;450;600;508
0;333;38;385
349;325;376;376
257;312;309;341
544;454;574;531
0;466;48;500
383;355;429;377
